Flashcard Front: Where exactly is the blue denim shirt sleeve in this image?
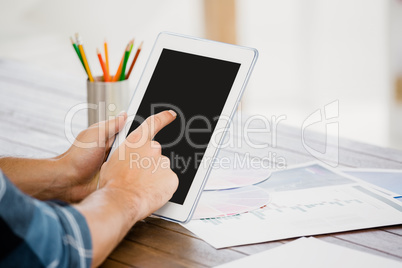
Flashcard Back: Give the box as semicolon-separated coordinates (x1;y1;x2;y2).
0;170;92;268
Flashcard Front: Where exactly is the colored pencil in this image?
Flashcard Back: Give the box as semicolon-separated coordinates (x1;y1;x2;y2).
112;54;125;82
119;44;131;81
112;40;133;82
129;39;134;53
126;41;143;79
76;33;94;82
70;35;140;82
104;39;110;78
70;37;86;73
97;48;110;82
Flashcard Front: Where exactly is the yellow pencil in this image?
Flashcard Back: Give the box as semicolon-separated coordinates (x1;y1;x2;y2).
76;33;94;82
104;39;110;78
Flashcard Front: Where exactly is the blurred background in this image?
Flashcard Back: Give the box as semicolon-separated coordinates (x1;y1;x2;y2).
1;0;401;149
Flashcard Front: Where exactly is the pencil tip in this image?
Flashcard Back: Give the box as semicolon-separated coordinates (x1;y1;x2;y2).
75;33;82;44
97;48;100;54
70;36;75;44
139;41;143;49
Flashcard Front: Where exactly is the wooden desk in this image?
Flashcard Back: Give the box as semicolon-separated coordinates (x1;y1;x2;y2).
1;60;401;267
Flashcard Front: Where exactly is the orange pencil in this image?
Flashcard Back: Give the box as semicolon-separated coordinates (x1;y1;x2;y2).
112;47;127;82
113;40;133;82
76;33;94;82
126;41;143;79
104;39;110;78
97;48;110;82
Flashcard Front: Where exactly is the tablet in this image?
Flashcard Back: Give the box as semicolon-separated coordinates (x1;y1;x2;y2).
108;32;258;223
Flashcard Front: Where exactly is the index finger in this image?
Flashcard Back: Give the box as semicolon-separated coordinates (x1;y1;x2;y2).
130;110;177;142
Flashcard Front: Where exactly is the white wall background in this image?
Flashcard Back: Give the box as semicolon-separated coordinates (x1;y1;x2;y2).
0;0;401;149
237;0;393;148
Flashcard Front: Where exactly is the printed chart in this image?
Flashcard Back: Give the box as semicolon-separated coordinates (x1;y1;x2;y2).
183;163;402;248
205;149;272;190
344;169;402;200
193;185;271;220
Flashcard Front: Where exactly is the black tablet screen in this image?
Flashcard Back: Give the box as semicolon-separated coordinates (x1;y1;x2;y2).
127;49;240;204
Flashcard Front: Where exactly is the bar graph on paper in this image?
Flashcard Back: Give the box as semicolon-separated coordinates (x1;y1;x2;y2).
184;163;402;248
253;198;363;216
191;184;402;248
201;187;371;226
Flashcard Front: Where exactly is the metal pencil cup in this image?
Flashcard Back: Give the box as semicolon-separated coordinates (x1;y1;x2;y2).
87;77;130;126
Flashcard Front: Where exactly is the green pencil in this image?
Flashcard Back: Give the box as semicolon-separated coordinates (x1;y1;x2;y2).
120;44;131;81
129;39;134;53
70;37;86;73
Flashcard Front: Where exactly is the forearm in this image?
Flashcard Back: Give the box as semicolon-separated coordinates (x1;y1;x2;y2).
0;171;92;268
0;156;72;200
74;186;144;267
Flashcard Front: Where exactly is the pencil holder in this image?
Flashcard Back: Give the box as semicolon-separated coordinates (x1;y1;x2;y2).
87;77;130;126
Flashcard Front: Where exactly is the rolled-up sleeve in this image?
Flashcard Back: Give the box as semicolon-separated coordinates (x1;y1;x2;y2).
0;170;92;268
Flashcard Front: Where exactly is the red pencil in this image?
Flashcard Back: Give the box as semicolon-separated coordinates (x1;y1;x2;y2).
97;48;110;82
126;41;143;79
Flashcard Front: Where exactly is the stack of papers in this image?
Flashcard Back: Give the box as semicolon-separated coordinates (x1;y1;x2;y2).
184;162;402;249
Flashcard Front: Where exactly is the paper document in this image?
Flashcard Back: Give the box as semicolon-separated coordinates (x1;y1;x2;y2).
215;237;402;268
183;163;402;248
194;185;271;219
205;149;271;190
344;168;402;200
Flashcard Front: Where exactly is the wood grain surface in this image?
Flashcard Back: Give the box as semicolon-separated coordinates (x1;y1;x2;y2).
0;60;401;267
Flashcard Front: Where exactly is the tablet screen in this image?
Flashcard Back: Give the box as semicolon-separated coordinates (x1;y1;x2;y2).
127;49;240;204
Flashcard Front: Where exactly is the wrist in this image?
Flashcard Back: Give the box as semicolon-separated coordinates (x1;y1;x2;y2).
39;155;79;201
74;181;143;266
21;157;67;200
105;185;145;224
53;153;95;202
53;153;76;184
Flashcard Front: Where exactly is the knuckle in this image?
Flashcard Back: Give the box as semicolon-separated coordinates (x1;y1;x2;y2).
160;155;171;167
153;190;165;205
162;155;170;163
169;172;179;189
150;142;162;156
151;140;161;149
90;120;102;128
97;120;107;129
127;130;141;143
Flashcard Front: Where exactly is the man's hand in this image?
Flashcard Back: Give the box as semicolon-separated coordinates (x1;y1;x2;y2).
1;109;179;267
101;110;179;220
76;110;179;267
57;112;127;202
0;112;127;202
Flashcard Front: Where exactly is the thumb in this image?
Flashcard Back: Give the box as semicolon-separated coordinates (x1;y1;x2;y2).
106;111;127;138
105;111;127;138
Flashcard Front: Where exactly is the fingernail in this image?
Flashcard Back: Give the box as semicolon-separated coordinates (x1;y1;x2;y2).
118;111;125;116
168;110;177;117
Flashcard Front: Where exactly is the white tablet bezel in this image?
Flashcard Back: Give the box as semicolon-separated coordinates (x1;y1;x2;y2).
108;32;258;223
